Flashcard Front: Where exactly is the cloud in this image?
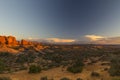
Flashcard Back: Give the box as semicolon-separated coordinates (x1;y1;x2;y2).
94;37;120;44
27;37;40;41
46;38;75;43
85;35;105;41
27;36;120;44
28;37;33;40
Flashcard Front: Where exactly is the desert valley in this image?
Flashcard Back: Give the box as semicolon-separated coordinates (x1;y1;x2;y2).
0;36;119;80
0;0;120;80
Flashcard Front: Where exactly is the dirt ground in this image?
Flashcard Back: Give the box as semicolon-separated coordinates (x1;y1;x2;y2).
0;61;119;80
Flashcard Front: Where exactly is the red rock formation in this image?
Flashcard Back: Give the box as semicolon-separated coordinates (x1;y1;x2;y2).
0;36;6;44
0;35;18;46
6;36;17;45
0;36;43;48
21;39;29;45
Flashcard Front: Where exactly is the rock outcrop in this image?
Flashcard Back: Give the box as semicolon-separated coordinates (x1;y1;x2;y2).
0;36;6;44
6;36;17;45
0;35;18;46
0;35;44;50
21;39;32;45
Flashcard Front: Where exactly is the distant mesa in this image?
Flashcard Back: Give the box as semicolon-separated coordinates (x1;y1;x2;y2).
0;35;32;46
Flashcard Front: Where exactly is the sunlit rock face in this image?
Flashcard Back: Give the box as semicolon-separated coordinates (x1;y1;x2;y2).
21;39;30;45
0;35;45;54
0;36;18;46
0;36;6;44
21;39;28;45
0;35;44;51
6;36;18;46
0;36;40;46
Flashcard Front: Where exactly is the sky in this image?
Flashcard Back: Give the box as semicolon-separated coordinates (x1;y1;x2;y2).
0;0;120;43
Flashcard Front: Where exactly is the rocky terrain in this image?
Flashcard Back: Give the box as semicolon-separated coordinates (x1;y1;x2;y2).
0;35;41;46
0;35;44;53
0;36;120;80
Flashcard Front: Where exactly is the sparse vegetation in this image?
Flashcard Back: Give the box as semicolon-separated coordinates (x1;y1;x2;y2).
76;78;83;80
112;78;120;80
91;71;100;77
60;77;70;80
40;76;48;80
29;65;41;73
0;59;5;73
0;77;11;80
0;44;120;80
109;57;120;76
67;60;84;73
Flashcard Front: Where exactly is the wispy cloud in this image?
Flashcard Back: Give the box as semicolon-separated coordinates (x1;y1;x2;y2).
85;35;105;41
27;36;120;44
94;37;120;44
46;38;75;43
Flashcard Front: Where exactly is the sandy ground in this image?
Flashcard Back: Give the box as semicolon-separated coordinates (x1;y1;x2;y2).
0;47;19;54
0;61;118;80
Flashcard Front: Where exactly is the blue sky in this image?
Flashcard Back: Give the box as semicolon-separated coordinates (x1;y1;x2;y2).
0;0;120;43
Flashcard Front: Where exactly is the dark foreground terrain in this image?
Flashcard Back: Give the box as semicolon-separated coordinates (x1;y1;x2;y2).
0;43;120;80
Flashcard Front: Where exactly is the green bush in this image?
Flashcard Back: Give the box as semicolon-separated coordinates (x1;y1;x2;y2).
67;60;84;73
109;57;120;76
60;77;70;80
112;78;120;80
0;60;5;73
40;76;48;80
76;78;83;80
29;65;41;73
91;71;100;77
67;66;83;73
0;77;11;80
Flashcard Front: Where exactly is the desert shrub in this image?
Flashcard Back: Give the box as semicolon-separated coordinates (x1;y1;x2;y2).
76;78;83;80
16;52;36;64
49;78;54;80
0;52;12;57
0;77;11;80
104;68;108;71
60;77;70;80
67;66;83;73
0;60;5;73
109;57;120;76
19;66;27;70
112;78;120;80
29;65;41;73
16;54;28;63
40;76;48;80
91;71;100;77
67;60;84;73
